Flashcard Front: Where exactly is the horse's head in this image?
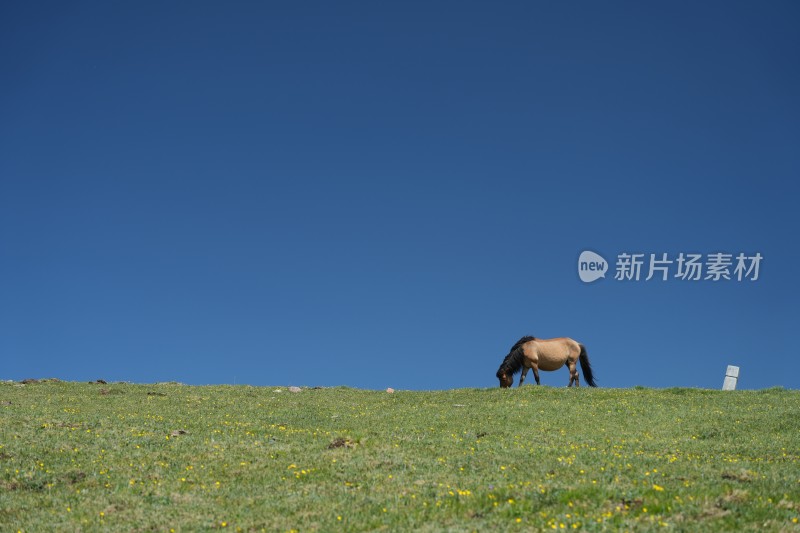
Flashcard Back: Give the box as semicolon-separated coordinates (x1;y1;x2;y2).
497;371;513;388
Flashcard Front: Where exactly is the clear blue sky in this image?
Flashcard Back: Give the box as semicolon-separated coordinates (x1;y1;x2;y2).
2;2;798;390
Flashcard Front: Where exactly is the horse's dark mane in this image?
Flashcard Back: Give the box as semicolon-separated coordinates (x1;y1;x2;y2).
496;335;536;378
508;335;536;353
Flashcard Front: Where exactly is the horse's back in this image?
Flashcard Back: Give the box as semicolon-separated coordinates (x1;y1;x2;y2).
528;337;580;370
534;337;580;351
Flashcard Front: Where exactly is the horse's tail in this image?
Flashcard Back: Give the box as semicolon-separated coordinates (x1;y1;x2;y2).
578;344;597;387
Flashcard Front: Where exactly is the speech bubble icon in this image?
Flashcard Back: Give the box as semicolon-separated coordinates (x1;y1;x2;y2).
578;251;608;283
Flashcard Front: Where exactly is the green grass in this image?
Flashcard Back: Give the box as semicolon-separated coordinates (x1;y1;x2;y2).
1;381;798;532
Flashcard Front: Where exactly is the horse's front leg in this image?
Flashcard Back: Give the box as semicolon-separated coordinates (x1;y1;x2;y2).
533;365;540;385
519;367;529;387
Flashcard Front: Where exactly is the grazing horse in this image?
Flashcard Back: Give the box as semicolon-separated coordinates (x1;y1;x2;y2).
496;336;596;388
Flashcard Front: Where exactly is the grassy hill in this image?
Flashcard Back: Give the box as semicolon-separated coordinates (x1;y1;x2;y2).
1;381;798;532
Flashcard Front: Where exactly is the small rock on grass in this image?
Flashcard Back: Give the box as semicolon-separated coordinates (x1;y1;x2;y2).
328;437;356;449
386;388;395;394
288;386;302;393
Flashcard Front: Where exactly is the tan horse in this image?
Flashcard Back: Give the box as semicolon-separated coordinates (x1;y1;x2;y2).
496;336;596;388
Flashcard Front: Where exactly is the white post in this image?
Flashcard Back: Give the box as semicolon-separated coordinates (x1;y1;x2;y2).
722;365;739;390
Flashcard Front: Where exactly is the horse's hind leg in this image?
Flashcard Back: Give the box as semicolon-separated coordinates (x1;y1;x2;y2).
532;365;540;385
567;361;580;387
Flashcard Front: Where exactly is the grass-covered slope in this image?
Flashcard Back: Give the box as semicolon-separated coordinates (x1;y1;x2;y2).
0;381;798;531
